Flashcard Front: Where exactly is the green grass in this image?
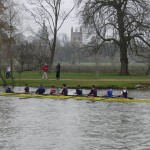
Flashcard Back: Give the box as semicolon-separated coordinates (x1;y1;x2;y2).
15;72;150;79
7;80;138;89
1;71;149;89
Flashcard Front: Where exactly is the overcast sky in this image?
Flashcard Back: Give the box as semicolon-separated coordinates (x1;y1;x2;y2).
18;0;80;38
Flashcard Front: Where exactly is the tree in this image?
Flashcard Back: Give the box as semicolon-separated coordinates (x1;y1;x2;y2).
14;41;29;72
31;39;50;68
4;0;20;84
0;1;7;85
0;0;11;85
26;0;75;72
56;33;73;64
77;0;150;75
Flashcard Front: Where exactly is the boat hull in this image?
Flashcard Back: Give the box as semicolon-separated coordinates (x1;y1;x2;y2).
0;93;150;103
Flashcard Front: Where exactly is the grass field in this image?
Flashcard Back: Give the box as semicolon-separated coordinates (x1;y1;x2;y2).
1;72;149;89
15;71;150;79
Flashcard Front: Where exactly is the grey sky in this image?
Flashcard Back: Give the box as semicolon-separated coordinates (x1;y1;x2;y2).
18;0;79;38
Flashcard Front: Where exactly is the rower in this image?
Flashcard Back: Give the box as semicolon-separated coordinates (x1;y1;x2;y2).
61;84;68;96
24;84;30;94
103;87;113;98
75;85;83;96
5;86;14;93
36;84;45;95
88;85;97;97
120;87;128;98
50;85;56;95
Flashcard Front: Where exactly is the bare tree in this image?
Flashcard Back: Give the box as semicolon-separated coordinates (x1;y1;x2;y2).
4;0;21;85
31;40;50;68
0;0;8;85
56;33;73;64
26;0;75;72
145;61;150;75
77;0;150;75
13;41;29;72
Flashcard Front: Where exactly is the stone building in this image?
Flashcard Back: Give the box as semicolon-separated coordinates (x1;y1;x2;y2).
71;27;82;46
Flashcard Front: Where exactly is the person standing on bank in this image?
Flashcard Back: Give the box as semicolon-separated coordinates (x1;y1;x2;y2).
56;63;61;80
6;66;11;79
42;63;48;80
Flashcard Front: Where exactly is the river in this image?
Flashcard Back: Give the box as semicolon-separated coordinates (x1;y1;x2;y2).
0;87;150;150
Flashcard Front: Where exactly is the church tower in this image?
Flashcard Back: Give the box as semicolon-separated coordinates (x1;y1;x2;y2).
71;27;82;46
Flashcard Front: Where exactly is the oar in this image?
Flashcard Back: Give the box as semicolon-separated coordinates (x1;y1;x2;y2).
60;95;77;100
86;95;97;103
87;95;113;102
127;97;134;99
19;94;44;99
19;92;39;99
112;95;134;99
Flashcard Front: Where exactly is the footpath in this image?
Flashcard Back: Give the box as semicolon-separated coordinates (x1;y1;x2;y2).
16;78;150;82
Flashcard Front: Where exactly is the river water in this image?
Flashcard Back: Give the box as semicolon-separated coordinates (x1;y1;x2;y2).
0;87;150;150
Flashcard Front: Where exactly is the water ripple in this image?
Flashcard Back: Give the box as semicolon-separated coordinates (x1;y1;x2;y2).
0;97;150;150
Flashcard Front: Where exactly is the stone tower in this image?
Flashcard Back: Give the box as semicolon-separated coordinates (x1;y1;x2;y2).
71;27;82;46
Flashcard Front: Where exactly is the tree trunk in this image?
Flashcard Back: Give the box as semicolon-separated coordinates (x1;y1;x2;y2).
9;39;15;86
0;69;7;86
49;45;55;73
49;24;57;73
120;46;129;75
21;63;24;72
145;65;150;75
117;8;129;75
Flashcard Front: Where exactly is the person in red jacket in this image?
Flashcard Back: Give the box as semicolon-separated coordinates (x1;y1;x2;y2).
42;63;48;80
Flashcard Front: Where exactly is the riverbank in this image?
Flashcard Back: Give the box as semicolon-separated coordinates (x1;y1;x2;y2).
2;78;150;90
0;72;150;89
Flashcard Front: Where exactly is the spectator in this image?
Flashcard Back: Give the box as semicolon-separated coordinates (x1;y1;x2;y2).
6;66;11;79
56;63;61;80
42;63;48;80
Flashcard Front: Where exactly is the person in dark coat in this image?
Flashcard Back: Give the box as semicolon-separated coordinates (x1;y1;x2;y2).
61;84;68;96
24;84;30;94
76;85;83;96
56;63;61;80
5;86;14;93
88;85;97;97
36;84;45;95
120;87;128;98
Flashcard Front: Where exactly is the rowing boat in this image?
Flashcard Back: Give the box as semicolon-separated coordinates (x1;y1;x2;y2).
0;92;150;103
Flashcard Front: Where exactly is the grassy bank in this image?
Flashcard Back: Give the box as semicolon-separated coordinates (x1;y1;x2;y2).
1;72;149;89
14;72;150;79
